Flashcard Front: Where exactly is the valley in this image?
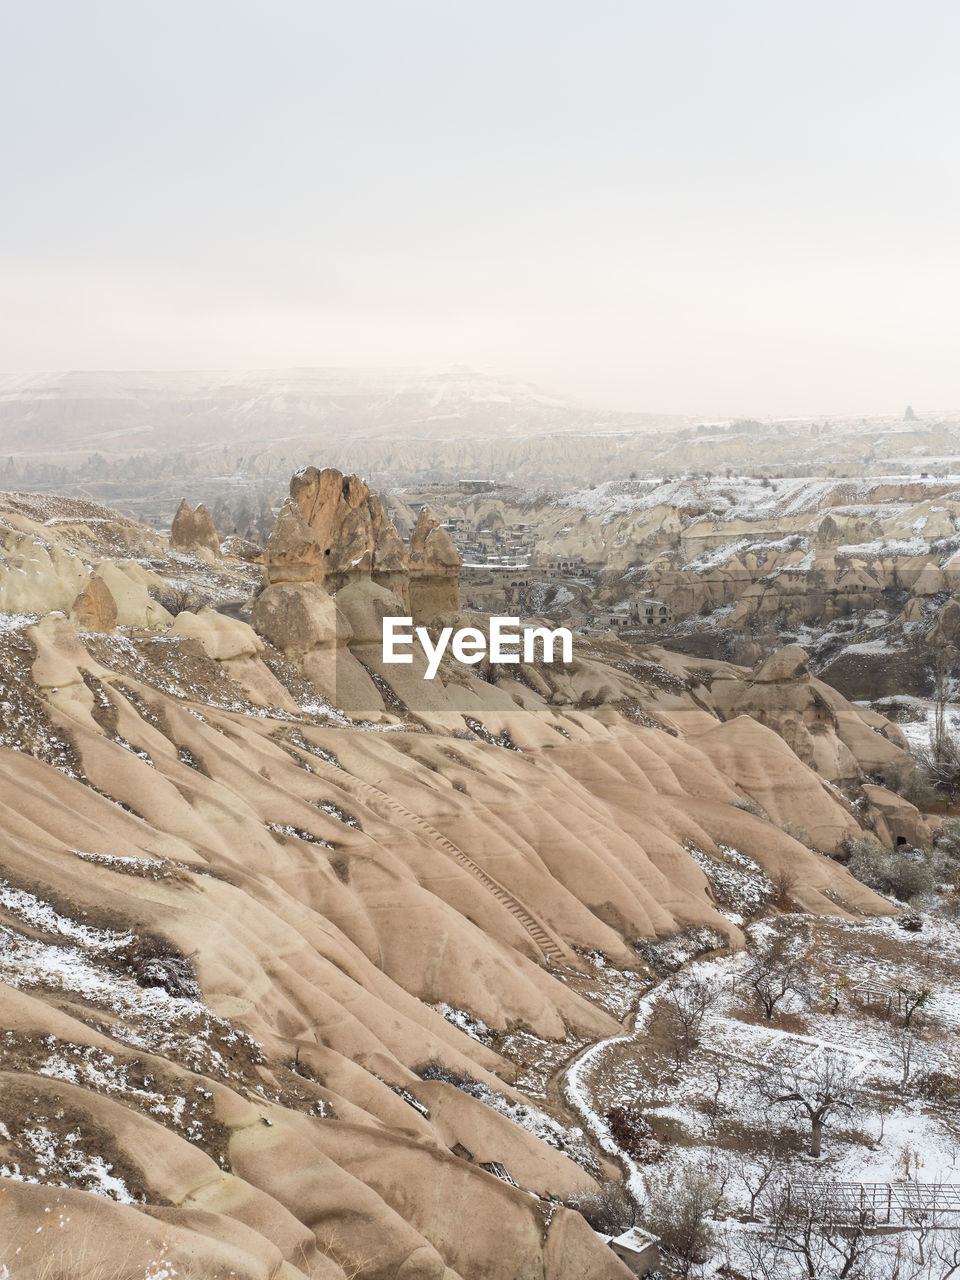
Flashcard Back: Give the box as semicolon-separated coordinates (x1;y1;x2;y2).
0;462;959;1277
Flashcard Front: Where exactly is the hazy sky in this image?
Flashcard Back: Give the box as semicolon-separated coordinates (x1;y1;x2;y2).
1;1;958;417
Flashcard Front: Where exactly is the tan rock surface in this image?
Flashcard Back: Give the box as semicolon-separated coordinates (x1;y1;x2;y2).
69;571;118;631
171;497;221;558
0;615;899;1277
409;505;462;623
264;498;326;585
0;481;925;1279
289;467;408;592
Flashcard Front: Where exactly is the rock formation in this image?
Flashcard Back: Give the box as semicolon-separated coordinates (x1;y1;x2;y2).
220;533;263;562
261;469;460;620
0;495;182;627
253;473;390;716
252;469;464;716
414;478;960;692
286;466;407;599
408;505;461;622
708;643;914;792
0;480;939;1278
262;498;327;585
170;497;220;559
69;572;118;632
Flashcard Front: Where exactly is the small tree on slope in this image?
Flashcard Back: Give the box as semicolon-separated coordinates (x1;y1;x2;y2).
743;927;812;1020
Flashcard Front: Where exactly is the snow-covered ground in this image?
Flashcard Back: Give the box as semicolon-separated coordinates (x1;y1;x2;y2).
885;697;960;755
0;612;36;632
564;910;960;1270
559;475;960;525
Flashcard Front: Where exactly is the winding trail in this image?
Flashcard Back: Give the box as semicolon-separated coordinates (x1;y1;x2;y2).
562;992;657;1200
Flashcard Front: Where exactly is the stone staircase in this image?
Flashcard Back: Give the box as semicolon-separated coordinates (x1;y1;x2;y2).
305;752;565;964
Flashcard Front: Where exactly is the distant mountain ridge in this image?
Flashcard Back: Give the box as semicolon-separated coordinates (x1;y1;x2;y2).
0;368;687;523
0;366;674;455
1;368;958;529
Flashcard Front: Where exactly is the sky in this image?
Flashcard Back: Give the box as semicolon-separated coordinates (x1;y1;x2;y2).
1;1;958;418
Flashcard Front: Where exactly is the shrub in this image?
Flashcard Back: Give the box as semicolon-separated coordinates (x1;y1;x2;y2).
915;1068;960;1105
148;583;212;616
734;795;768;821
887;855;934;903
781;822;814;849
771;865;800;909
845;839;890;891
898;769;937;810
879;763;936;810
120;933;201;1000
846;839;935;903
567;1180;635;1235
641;1166;721;1277
936;819;960;861
416;1060;481;1094
605;1106;663;1164
933;893;960;924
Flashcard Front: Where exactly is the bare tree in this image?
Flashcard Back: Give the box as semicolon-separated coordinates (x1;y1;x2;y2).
931;1228;960;1280
702;1065;726;1136
659;971;718;1064
921;645;960;801
772;863;801;907
732;1184;960;1280
737;1181;877;1279
864;1224;960;1280
753;1047;860;1158
733;1145;781;1220
933;648;953;775
743;927;812;1019
821;972;852;1016
874;1094;894;1146
566;1179;635;1235
656;1001;692;1072
893;1026;919;1092
642;1165;723;1279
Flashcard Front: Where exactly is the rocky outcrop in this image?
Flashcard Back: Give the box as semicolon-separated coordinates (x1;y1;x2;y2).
69;572;118;632
0;494;196;630
254;469;466;715
285;467;408;599
860;783;931;848
220;533;263;562
751;644;810;683
169;607;299;709
93;560;174;629
252;579;385;716
263;499;326;585
170;498;220;559
252;581;341;652
408;505;461;623
263;469;459;619
169;608;263;663
706;644;914;794
0;552;921;1278
2;474;952;1277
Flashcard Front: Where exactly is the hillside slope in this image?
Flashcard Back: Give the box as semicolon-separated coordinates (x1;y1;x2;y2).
0;481;919;1278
